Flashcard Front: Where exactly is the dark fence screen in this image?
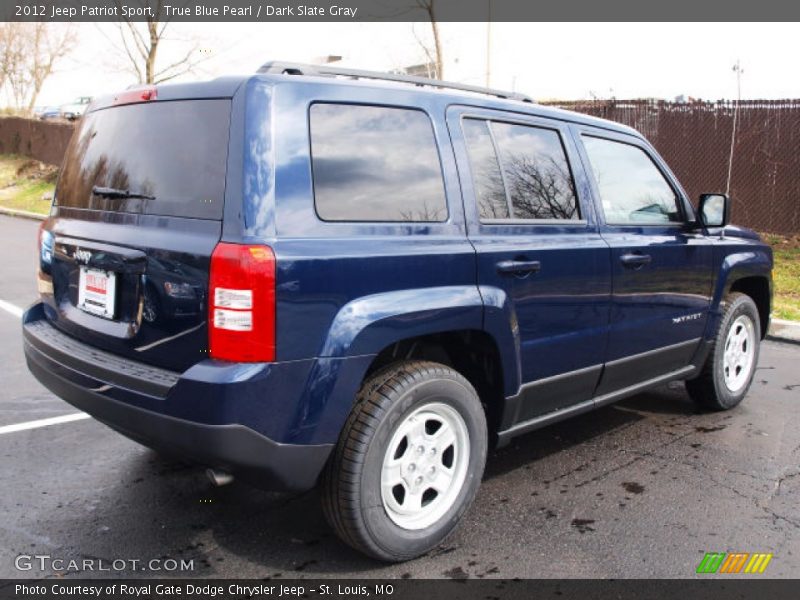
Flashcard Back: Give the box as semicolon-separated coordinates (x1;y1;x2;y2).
545;99;800;235
0;117;74;166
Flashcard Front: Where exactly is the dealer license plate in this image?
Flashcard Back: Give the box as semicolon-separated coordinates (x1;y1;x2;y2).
77;267;117;319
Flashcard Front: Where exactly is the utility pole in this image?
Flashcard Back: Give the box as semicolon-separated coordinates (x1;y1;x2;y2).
726;59;744;196
485;0;492;87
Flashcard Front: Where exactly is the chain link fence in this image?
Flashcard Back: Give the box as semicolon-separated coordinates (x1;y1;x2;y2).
546;99;800;235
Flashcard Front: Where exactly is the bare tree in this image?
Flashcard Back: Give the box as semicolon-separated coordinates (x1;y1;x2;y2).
0;23;76;111
369;0;442;78
0;25;14;93
398;199;446;222
410;0;443;79
474;151;579;220
110;0;207;85
503;154;579;220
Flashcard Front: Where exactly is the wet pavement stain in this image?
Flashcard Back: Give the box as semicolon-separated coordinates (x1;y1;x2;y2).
571;518;596;533
430;545;458;557
476;566;500;578
293;559;318;572
695;425;727;433
443;565;469;580
622;482;645;494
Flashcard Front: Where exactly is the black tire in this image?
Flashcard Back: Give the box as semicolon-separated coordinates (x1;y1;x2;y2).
686;292;761;410
321;360;487;562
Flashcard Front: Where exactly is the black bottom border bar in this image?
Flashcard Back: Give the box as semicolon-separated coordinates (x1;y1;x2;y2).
3;579;800;600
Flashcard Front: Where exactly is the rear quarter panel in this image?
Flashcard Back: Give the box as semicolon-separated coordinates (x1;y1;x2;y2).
239;80;490;444
242;79;483;362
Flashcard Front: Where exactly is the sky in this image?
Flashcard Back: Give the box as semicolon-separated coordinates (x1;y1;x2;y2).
33;22;800;107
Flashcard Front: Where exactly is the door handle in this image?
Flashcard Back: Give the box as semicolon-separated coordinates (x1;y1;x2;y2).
620;253;652;269
496;260;541;275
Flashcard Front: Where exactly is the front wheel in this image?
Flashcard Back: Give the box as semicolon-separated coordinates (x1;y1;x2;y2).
321;361;487;562
686;292;761;410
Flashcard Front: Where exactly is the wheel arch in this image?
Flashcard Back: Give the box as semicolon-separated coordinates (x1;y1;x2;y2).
364;330;507;435
709;248;773;341
307;286;520;444
729;276;771;339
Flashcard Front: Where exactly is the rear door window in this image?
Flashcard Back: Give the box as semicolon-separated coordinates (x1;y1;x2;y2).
463;118;580;221
309;103;447;222
462;119;509;219
56;99;230;220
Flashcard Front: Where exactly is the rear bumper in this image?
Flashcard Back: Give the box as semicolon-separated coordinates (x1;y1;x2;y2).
22;303;332;491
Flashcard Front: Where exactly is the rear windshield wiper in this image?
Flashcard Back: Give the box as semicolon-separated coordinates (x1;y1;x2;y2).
92;186;155;200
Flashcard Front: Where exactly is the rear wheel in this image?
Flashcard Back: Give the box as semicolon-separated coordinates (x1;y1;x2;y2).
686;292;761;410
321;361;487;562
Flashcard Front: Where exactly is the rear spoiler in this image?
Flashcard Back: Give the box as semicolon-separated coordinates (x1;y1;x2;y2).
87;76;247;113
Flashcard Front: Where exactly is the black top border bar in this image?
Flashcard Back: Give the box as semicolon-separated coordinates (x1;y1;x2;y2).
4;0;800;22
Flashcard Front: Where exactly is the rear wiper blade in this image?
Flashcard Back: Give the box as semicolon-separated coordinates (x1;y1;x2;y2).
92;186;155;200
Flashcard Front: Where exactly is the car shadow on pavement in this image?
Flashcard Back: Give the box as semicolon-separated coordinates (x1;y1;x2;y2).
484;382;700;481
33;384;706;578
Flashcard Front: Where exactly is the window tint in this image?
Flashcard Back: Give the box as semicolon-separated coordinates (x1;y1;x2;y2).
310;104;447;222
462;119;509;219
56;100;230;220
463;119;579;221
492;123;579;220
582;136;681;224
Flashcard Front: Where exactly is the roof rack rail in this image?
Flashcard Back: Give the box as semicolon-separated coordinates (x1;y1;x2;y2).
257;61;534;103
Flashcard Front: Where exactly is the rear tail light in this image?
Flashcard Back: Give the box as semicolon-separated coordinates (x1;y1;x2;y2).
208;242;276;362
38;222;53;272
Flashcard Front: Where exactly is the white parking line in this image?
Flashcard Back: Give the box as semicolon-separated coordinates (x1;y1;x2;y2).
0;299;23;318
0;298;92;434
0;413;91;435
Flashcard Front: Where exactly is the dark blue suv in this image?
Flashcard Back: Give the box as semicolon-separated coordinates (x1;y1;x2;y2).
23;62;773;561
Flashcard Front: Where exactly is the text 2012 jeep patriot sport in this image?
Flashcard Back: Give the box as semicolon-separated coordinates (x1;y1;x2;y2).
23;62;773;561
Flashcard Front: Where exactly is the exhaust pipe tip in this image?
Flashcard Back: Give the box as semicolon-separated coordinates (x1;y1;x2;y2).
206;468;234;487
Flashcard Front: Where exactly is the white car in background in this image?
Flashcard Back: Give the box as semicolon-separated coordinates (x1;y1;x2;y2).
60;96;92;120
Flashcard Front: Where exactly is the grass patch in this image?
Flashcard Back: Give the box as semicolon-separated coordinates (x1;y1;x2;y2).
763;233;800;321
0;154;57;215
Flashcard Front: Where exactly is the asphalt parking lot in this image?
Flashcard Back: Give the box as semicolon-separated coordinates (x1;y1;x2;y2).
1;213;798;579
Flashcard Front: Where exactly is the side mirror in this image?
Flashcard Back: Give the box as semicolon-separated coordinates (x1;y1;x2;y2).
697;193;730;228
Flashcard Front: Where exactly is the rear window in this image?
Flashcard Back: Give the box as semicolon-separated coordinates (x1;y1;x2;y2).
56;99;230;220
309;103;447;222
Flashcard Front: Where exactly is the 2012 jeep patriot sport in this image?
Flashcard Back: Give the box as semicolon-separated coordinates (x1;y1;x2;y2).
23;62;773;561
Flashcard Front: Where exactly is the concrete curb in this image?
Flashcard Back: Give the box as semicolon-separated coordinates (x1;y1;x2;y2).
0;207;46;221
767;318;800;346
